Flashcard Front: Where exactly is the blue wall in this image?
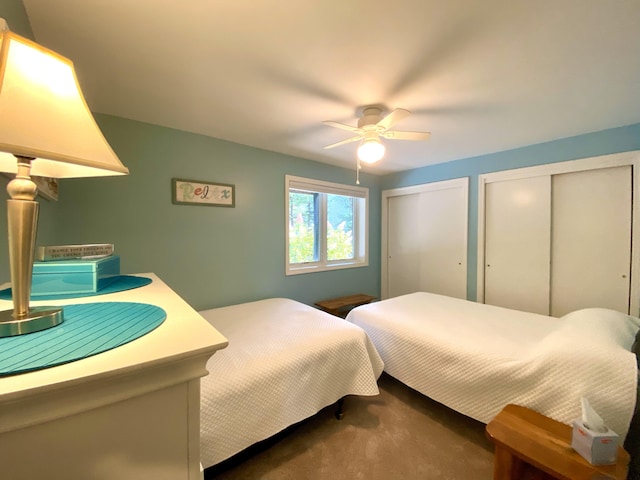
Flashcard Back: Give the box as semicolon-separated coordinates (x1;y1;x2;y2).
55;115;382;310
59;118;634;310
381;123;640;300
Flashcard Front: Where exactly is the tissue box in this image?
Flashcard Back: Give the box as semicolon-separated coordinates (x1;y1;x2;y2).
31;255;120;296
571;419;619;465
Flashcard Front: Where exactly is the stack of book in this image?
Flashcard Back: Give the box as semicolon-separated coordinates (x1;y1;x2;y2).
32;244;120;296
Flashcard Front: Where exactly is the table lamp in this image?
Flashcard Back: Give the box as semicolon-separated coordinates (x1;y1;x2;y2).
0;21;129;337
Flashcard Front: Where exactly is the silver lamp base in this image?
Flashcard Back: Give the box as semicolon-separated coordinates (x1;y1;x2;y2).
0;306;63;337
1;157;64;338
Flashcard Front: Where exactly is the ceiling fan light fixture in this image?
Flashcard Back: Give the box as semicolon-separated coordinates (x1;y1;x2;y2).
323;105;429;170
357;137;385;163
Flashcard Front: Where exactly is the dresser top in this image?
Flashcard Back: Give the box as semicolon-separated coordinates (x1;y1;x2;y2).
0;273;228;401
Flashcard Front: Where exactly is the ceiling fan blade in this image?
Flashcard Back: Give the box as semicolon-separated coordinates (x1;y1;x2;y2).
322;120;362;133
377;108;411;130
381;130;431;141
323;136;362;149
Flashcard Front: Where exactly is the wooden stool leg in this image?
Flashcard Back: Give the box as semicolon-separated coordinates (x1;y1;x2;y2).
493;446;521;480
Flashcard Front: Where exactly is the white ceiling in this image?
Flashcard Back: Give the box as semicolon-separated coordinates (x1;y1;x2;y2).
20;0;640;175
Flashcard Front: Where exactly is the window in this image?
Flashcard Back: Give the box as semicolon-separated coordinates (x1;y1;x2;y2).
286;175;368;275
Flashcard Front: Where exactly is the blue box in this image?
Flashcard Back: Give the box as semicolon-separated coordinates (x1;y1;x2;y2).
31;255;121;296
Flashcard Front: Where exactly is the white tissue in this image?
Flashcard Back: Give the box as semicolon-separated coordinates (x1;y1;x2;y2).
581;397;607;433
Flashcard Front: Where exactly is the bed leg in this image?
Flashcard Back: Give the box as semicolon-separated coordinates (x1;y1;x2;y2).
334;397;345;420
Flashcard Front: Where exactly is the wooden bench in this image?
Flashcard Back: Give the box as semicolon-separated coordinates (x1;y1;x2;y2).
314;294;376;318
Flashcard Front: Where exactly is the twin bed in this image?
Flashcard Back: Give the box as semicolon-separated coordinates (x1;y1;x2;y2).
198;298;384;469
347;292;640;440
197;292;640;470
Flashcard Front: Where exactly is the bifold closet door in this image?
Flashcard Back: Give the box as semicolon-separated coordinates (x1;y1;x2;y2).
484;176;551;315
550;166;632;316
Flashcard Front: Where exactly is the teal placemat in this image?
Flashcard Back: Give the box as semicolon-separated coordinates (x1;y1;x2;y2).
0;275;152;301
0;302;166;376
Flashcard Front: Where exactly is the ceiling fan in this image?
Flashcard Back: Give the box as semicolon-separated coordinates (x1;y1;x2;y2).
322;105;431;163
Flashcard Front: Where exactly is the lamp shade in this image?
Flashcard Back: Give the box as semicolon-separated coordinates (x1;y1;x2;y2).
0;29;128;178
357;138;385;164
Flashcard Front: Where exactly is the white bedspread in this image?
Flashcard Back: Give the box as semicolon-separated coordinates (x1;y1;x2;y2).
347;292;640;439
198;298;384;468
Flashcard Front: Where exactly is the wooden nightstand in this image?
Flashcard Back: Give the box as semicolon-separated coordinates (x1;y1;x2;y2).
486;404;629;480
314;293;376;318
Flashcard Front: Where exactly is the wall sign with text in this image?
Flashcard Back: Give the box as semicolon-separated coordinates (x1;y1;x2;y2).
172;178;235;207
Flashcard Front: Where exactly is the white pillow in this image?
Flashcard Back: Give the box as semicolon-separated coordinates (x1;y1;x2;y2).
557;308;640;350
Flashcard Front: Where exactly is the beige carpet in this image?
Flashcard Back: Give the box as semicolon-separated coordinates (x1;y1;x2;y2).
206;373;495;479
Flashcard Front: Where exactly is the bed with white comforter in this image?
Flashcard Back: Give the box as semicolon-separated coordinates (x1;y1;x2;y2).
198;297;384;468
346;291;640;439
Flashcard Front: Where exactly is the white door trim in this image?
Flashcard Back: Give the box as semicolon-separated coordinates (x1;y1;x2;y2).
477;150;640;316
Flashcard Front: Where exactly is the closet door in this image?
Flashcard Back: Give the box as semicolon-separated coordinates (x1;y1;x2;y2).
484;176;551;315
385;179;468;299
418;187;467;298
387;193;420;298
551;166;632;316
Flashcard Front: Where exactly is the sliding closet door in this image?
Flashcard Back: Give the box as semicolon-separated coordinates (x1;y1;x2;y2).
484;176;551;315
479;152;639;316
551;166;632;316
387;194;420;298
385;178;468;299
418;186;467;298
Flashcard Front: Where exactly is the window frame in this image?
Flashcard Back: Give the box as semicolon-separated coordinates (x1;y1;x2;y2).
285;175;369;275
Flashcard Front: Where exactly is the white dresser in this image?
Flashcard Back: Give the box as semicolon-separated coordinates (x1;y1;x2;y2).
0;273;228;480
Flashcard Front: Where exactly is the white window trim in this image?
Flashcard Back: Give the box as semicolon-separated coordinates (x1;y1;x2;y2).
285;175;369;275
